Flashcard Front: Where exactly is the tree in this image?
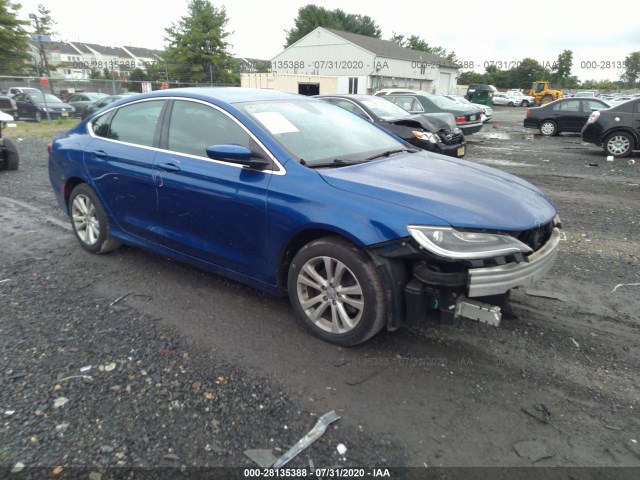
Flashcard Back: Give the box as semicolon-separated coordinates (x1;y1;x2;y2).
285;5;381;47
164;0;234;84
390;33;457;62
621;51;640;88
30;3;56;82
551;50;573;88
510;58;551;89
0;0;31;75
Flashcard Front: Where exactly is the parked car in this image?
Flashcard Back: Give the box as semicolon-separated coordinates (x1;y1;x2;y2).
524;97;611;136
0;111;19;170
14;92;75;121
445;95;493;123
7;87;41;97
492;92;521;107
375;90;483;135
66;92;108;117
49;87;562;346
0;95;18;117
574;91;596;97
80;94;128;119
506;90;536;107
316;94;466;157
582;97;640;157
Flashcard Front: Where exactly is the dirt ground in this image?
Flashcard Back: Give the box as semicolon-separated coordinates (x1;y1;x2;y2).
1;107;639;476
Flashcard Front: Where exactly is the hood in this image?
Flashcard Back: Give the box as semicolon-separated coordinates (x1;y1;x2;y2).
319;152;556;231
386;112;456;131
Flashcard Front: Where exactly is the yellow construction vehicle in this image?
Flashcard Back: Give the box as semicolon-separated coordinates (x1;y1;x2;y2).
528;81;563;106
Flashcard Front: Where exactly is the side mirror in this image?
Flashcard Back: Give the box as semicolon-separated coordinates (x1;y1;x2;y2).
206;144;271;170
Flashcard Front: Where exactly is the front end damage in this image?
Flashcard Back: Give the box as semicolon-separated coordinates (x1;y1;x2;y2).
369;219;563;329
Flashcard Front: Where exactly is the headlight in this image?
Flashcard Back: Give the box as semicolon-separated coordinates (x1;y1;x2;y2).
41;108;48;112
412;130;439;144
407;225;532;260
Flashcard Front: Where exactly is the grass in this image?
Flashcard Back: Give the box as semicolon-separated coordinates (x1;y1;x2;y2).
3;117;81;139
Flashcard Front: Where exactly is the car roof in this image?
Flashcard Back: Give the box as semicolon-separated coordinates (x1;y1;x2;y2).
130;87;303;104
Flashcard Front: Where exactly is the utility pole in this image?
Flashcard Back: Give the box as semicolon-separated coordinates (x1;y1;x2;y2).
29;13;53;93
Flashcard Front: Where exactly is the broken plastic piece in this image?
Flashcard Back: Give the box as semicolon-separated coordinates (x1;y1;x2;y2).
272;410;341;468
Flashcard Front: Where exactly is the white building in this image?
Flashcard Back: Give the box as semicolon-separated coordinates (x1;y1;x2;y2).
257;27;461;95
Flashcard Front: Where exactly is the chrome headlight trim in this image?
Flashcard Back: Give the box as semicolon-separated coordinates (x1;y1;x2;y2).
407;225;533;260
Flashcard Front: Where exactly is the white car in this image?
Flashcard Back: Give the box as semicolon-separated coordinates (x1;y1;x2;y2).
445;95;493;123
492;92;521;107
506;90;536;107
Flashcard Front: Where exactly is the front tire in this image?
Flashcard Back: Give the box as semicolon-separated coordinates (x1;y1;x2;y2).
33;111;42;122
541;95;554;105
68;184;121;254
539;120;558;136
604;132;635;158
287;236;386;346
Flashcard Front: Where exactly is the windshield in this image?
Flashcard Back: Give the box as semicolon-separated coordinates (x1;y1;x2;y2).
237;99;404;166
28;93;62;103
359;97;411;119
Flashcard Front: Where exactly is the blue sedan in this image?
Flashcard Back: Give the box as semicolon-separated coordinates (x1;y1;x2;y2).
49;87;562;345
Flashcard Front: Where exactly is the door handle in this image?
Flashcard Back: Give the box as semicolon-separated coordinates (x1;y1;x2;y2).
90;150;108;158
158;163;181;173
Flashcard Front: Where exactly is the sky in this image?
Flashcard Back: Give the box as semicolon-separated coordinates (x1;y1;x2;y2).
15;0;640;83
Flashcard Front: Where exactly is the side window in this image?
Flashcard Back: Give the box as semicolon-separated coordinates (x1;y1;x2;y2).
562;100;580;112
91;111;114;138
585;100;605;111
108;100;164;146
167;100;252;157
634;101;640;114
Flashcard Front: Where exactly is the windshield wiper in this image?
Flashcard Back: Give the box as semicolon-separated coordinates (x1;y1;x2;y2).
308;158;359;168
364;148;416;162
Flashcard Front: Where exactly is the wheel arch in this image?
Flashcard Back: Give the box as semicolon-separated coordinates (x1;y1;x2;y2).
602;127;640;146
276;228;368;294
63;176;87;212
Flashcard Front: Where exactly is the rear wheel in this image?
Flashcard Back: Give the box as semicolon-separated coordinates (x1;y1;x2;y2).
604;132;635;158
287;236;386;346
0;138;20;170
68;184;121;254
522;100;530;107
539;120;558;136
33;111;42;122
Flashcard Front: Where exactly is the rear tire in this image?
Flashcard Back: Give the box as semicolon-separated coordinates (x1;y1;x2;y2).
33;111;42;122
604;132;635;158
539;120;558;136
1;138;20;170
287;236;387;346
68;184;121;254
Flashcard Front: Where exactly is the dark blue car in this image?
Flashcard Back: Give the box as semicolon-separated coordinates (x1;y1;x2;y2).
49;87;562;345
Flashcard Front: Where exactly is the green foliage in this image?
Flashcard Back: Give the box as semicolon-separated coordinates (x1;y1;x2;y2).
621;51;640;87
390;33;457;62
285;5;381;47
35;3;56;35
551;50;573;87
163;0;234;83
89;68;102;80
0;0;31;74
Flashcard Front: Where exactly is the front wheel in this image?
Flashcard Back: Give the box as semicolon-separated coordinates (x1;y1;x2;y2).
33;111;42;122
287;236;387;346
604;132;635;158
541;95;554;105
68;184;121;254
539;120;558;136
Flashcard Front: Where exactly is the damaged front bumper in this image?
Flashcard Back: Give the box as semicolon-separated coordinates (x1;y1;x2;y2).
370;227;563;330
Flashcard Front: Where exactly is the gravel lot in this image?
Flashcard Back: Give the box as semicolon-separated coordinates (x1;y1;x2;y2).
1;107;639;478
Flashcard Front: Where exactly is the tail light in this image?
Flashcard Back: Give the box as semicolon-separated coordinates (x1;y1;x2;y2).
47;142;52;153
526;108;531;117
455;116;466;124
586;110;600;124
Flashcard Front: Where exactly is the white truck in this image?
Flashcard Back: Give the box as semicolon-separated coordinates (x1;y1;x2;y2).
506;90;536;107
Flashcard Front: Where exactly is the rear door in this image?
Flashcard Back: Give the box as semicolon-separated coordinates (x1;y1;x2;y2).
83;99;166;238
